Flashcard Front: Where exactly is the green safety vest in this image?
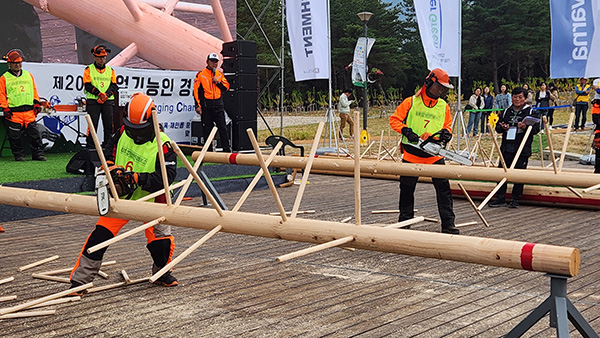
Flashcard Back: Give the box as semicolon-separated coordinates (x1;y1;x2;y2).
402;95;447;146
86;64;114;100
115;131;171;201
4;70;34;108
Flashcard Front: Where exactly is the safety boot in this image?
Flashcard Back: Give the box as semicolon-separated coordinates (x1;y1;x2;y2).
153;271;178;287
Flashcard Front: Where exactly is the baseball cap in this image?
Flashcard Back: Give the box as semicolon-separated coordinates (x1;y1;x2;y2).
207;53;220;61
91;45;111;57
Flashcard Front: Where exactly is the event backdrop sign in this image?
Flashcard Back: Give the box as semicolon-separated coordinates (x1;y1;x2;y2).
21;62;197;145
352;37;376;88
550;0;600;78
414;0;460;76
286;0;331;81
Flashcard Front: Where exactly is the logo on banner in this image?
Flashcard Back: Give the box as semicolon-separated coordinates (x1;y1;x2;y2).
428;0;442;49
570;0;592;62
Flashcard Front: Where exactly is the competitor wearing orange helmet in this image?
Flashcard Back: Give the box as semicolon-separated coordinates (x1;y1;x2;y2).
389;68;459;234
0;48;46;161
69;93;178;294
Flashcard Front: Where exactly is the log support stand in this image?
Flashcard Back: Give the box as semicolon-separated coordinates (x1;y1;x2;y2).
506;274;598;338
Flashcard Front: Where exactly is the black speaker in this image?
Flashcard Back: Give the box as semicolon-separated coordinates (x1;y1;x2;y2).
224;90;257;121
191;119;232;150
232;120;257;151
222;57;257;74
227;73;257;91
222;40;257;58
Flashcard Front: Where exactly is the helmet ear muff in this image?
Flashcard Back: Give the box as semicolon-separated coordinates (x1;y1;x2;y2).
425;72;437;88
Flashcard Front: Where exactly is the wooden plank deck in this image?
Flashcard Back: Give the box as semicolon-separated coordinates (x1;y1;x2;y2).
1;173;599;337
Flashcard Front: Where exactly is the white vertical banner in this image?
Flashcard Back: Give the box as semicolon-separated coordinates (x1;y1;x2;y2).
286;0;331;81
414;0;460;76
352;37;376;87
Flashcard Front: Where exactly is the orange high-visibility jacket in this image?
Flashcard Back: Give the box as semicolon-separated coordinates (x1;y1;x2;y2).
0;70;40;126
193;68;230;108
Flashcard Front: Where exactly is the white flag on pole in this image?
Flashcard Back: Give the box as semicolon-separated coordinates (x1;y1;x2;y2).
286;0;331;81
414;0;460;76
352;37;376;88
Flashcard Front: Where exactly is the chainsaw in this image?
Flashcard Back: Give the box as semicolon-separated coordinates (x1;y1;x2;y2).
408;131;473;166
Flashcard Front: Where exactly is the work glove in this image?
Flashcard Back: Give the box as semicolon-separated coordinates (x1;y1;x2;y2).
439;129;453;143
3;108;12;120
97;92;108;104
109;167;139;199
594;132;600;150
33;103;41;115
420;132;433;141
401;127;420;143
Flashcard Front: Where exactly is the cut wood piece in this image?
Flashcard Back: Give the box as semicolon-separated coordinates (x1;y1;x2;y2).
558;113;575;172
87;217;166;254
0;276;15;285
456;221;478;228
30;296;80;309
291;122;325;218
31;273;70;284
566;186;583;198
269;210;315;216
543;116;558;174
423;217;439;223
39;261;117;276
457;182;490;227
340;216;352;223
384;217;425;229
138;181;186;202
150;225;222;283
0;310;56;319
510;126;532;170
18;255;60;272
276;236;355;263
151;109;172;205
0;296;17;302
489;124;507;171
0;282;92;316
121;270;131;284
583;182;600;193
87;278;150;293
372;209;417;214
478;178;507;210
98;270;109;280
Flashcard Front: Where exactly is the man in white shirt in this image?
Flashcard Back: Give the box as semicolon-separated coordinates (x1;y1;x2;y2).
338;89;354;140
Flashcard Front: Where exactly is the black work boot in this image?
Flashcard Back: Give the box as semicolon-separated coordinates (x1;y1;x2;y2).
488;198;507;208
153;271;178;287
509;199;520;208
442;225;460;235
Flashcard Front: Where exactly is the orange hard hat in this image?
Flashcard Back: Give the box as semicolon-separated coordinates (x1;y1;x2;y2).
124;93;155;129
3;49;24;63
426;68;453;89
91;45;111;57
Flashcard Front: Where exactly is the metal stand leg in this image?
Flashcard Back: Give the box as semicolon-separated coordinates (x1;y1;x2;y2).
506;274;598;338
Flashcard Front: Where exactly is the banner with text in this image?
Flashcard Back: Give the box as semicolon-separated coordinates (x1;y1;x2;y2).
352;37;376;88
286;0;331;81
550;0;600;78
414;0;460;76
22;62;197;145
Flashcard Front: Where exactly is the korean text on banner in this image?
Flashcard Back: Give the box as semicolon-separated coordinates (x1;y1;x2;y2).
550;0;600;78
414;0;460;76
286;0;331;81
352;37;376;88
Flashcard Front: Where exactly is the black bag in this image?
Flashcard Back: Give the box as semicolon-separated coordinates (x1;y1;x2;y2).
66;149;101;175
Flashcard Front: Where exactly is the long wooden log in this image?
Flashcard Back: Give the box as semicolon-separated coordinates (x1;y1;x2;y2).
0;186;580;277
18;255;60;272
201;152;600;189
0;283;92;316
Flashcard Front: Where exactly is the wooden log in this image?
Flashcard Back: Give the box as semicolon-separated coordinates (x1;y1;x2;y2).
291;122;325;218
197;152;600;189
0;310;56;319
510;126;532;169
150;225;222;282
583;182;600;194
30;296;80;309
87;217;166;254
372;210;399;214
340;217;352;223
457;183;490;227
141;0;213;14
39;261;117;276
121;270;131;284
0;283;92;316
87;278;150;293
0;296;17;302
18;255;59;272
478;178;507;210
98;271;110;280
558;113;575;172
210;0;234;42
383;217;425;229
31;273;70;283
354;111;362;225
543;116;558;174
276;236;355;263
456;221;478;228
0;187;581;276
269;210;315;216
566;186;583;199
423;217;439;223
0;276;15;285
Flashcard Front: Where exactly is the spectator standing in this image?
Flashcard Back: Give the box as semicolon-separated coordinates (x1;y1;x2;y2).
591;78;600;173
481;86;494;134
84;45;118;149
547;83;558;126
337;89;354;140
523;84;534;106
0;49;45;161
489;87;540;208
494;84;512;111
535;82;551;120
574;77;591;131
466;88;484;137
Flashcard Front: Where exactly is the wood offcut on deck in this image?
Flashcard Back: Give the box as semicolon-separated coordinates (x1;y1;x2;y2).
1;174;600;337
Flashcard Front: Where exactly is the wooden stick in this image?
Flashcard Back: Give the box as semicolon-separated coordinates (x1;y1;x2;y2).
84;114;119;200
377;130;384;162
98;270;110;280
18;255;59;272
87;217;166;254
488;123;507;171
539;133;545;168
173;127;218;206
566;186;583;198
121;270;131;284
291;122;325;218
246;129;288;222
31;273;70;283
170;141;225;217
456;221;478;228
276;236;355;263
340;216;352;223
384;217;425;229
0;276;15;285
151;109;172;205
509;126;532;170
87;278;149;294
39;261;117;276
30;296;80;309
0;310;56;319
354;111;361;225
380;145;397;162
558;112;575;172
478;144;492;167
359;141;375;160
233;142;283;212
138;181;186;202
269;210;315;216
372;209;399;214
150;225;222;282
542;116;558;174
423;217;439;223
583;182;600;193
457;182;490;227
0;296;17;302
478;178;507;210
0;282;92;315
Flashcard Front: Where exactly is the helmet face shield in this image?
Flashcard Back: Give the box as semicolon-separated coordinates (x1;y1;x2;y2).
125;120;155;144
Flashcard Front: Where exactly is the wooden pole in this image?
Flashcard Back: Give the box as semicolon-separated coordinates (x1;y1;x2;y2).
0;296;17;302
0;187;581;276
18;255;60;272
558;113;575;172
488;123;507;171
87;278;149;293
543;116;558;174
150;225;222;282
291;122;324;218
84;115;119;200
340;216;352;223
31;273;70;283
0;310;56;319
210;0;234;42
30;296;80;309
121;270;131;284
377;130;384;162
270;210;315;216
360;141;375;160
173;127;218;206
457;183;490;227
566;186;584;198
510;126;532;170
98;270;110;279
39;261;117;276
0;276;14;285
138;181;186;202
354;111;361;225
583;182;600;193
276;236;355;263
0;282;92;315
151;110;172;205
539;133;545;168
246;129;288;222
87;217;166;254
478;178;508;210
233;142;283;212
383;217;425;229
456;221;478;228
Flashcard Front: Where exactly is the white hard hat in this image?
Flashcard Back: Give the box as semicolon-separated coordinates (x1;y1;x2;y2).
207;53;220;61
